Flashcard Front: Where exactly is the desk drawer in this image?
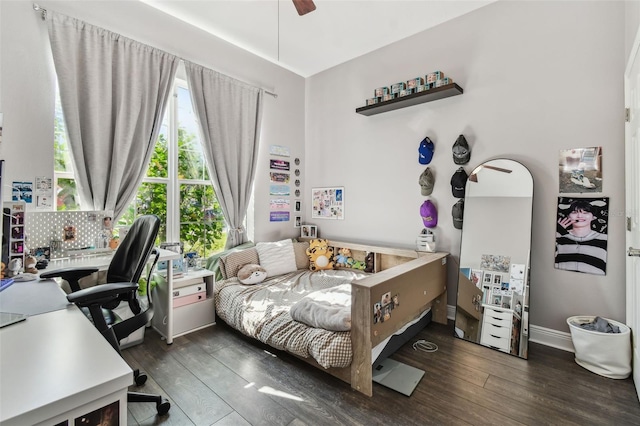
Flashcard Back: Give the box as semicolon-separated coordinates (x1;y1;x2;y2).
174;291;206;307
484;307;511;322
173;282;206;298
482;322;511;339
174;276;205;290
481;330;510;352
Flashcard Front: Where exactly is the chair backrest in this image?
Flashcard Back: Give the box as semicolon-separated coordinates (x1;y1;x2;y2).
107;215;160;284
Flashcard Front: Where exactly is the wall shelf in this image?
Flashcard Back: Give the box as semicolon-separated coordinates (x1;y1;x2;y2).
355;83;463;116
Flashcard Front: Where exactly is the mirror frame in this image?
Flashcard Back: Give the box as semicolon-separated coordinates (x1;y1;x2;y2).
454;158;533;359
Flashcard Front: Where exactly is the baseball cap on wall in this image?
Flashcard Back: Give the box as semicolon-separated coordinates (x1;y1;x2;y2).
452;199;464;229
450;167;468;198
419;137;435;165
420;200;438;228
419;167;435;196
452;135;470;165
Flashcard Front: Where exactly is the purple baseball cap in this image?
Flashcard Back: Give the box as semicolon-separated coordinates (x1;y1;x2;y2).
420;200;438;228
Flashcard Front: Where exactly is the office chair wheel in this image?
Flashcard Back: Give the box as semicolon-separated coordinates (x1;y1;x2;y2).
134;370;147;386
157;399;171;416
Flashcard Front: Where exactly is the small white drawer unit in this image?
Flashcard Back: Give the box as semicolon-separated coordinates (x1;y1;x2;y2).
480;306;515;353
152;269;216;344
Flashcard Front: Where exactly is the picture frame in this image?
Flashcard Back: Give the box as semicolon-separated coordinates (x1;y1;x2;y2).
471;269;484;288
295;200;301;212
294;216;301;228
300;225;317;238
311;186;344;220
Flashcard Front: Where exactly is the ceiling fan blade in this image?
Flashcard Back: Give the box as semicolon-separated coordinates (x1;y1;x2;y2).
292;0;316;16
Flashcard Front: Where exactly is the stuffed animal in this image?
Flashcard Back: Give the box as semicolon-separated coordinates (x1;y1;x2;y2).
351;260;366;270
6;258;22;277
237;264;267;285
306;239;334;271
24;255;38;274
364;252;375;273
334;247;352;268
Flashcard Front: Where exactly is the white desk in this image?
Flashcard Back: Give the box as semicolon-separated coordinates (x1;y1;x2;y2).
0;284;132;426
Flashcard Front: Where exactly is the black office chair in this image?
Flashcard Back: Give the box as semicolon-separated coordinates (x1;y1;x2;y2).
48;215;170;415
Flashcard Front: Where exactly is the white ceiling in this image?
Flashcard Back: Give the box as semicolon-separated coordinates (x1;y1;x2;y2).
141;0;496;77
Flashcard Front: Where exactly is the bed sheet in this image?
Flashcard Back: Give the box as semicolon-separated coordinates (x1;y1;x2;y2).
214;269;367;368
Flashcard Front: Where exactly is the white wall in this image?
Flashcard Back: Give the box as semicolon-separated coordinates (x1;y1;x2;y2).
305;0;626;333
0;0;306;243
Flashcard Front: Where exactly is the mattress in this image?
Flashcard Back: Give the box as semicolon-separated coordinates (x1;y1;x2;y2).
215;269;367;368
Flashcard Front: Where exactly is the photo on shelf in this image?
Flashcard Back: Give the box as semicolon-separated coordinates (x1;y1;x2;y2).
300;225;317;238
471;269;483;288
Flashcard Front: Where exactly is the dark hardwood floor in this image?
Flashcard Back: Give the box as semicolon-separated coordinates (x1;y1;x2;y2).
122;320;640;425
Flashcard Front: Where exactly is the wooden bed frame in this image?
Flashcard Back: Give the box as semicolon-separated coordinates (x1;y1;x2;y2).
295;239;448;396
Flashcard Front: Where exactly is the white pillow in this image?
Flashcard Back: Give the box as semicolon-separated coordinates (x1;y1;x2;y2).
255;239;298;277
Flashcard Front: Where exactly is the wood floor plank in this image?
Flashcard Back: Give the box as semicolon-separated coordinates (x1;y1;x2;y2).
126;340;234;425
171;341;297;426
212;411;252;426
121;349;195;425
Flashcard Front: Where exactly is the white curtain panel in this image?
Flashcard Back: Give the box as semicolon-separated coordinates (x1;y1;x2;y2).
48;11;178;218
184;61;264;249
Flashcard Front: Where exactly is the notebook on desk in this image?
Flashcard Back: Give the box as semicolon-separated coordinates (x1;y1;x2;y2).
0;278;15;292
0;311;27;328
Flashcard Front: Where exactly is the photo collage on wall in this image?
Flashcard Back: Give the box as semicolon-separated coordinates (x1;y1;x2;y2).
556;146;608;276
311;187;344;220
462;254;525;315
268;145;302;225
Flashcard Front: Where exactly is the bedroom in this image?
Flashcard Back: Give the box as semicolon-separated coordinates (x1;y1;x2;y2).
0;0;639;424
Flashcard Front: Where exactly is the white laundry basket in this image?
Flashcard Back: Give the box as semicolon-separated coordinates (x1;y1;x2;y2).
566;316;631;379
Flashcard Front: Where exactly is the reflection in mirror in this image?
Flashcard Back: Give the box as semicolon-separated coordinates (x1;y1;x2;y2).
454;159;533;359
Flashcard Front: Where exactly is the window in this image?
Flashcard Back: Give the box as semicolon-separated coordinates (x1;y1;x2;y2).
54;79;227;258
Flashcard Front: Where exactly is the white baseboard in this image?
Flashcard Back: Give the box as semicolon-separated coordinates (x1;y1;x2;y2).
529;324;574;353
447;304;456;321
447;305;575;353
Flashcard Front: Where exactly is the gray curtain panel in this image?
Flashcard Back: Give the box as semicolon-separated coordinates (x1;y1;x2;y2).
48;11;178;218
184;61;264;249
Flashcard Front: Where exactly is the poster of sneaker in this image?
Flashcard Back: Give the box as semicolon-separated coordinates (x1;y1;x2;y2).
555;197;609;275
558;147;602;193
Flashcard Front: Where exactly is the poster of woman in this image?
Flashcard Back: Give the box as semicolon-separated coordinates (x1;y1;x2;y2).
555;197;609;275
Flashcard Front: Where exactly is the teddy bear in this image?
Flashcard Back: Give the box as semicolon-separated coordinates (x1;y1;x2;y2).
237;264;267;285
24;255;38;274
334;247;352;268
364;252;375;273
306;239;335;271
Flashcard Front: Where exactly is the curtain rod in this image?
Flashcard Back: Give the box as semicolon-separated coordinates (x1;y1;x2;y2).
32;3;278;98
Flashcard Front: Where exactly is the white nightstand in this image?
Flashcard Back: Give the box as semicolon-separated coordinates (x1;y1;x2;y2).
151;269;216;344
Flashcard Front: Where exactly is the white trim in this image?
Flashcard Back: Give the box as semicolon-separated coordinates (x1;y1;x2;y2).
447;304;456;321
448;305;575;353
529;324;574;353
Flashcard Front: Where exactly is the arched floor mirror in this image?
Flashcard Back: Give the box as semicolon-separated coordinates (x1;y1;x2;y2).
454;159;533;359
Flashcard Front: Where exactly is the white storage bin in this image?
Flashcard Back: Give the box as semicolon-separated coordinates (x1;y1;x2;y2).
567;316;631;379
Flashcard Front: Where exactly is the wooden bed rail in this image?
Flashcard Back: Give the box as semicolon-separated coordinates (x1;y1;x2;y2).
349;253;447;395
289;239;447;396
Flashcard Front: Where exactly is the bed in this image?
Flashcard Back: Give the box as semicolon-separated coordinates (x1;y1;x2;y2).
212;239;448;396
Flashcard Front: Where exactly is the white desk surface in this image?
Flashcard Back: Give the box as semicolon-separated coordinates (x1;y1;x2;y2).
0;306;132;426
